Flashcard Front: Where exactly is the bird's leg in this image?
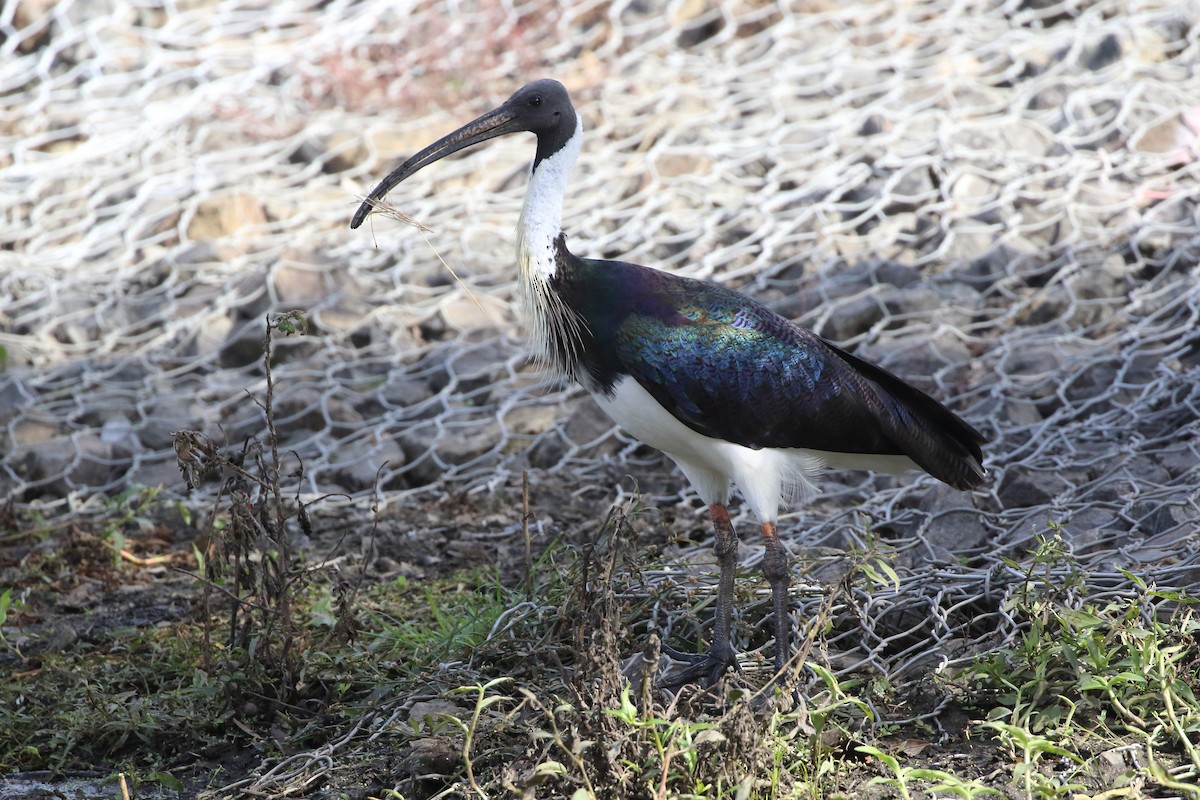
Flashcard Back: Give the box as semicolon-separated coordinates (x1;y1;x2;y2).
707;503;739;669
760;521;791;675
660;503;739;687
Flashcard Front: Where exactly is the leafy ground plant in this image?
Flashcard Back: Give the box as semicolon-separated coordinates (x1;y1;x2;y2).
959;532;1200;798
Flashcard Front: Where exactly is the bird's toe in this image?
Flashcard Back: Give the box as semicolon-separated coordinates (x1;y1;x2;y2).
658;643;737;688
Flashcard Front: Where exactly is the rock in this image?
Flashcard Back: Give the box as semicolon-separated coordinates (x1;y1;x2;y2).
172;240;239;267
1157;447;1198;479
421;340;511;396
1082;33;1122;71
954;243;1024;292
1064;507;1124;552
997;467;1080;509
437;292;510;333
918;483;975;514
651;152;712;179
273;388;343;432
289;129;366;175
309;307;371;338
859;114;888;137
872;260;922;289
1133;502;1190;537
329;435;407;493
397;737;459;777
1000;398;1044;426
1001;342;1070;406
219;319;267;368
865;329;973;381
9;418;63;448
882;287;943;320
942;224;1001;262
266;335;324;366
950;173;995;205
1132;112;1200;164
379;371;435;409
409;699;466;729
16;433;127;497
228;269;273;323
817;292;885;341
127;457;188;493
1015;283;1070;326
12;0;55;52
527;398;618;469
186;193;267;242
884;164;936;209
502;404;559;440
397;420;499;487
99;414;136;447
271;262;335;306
923;509;991;554
190;310;234;358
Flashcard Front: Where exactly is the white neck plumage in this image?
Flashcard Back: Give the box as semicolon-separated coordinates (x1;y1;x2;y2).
515;117;585;377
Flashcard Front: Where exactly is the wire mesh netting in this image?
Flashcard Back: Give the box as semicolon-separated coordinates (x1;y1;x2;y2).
2;0;1198;679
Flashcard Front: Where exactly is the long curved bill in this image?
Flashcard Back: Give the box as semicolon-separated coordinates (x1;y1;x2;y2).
350;103;524;229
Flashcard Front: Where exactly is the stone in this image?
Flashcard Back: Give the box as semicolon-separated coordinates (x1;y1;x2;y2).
1134;503;1190;536
219;319;268;369
918;483;976;514
997;467;1078;509
881;287;943;320
266;335;324;366
437;292;510;333
409;699;465;729
922;509;991;554
502;404;559;439
872;260;922;289
397;421;499;487
127;457;188;493
272;263;334;306
379;372;435;409
950;173;995;205
422;340;511;396
185;309;231;359
289;130;367;175
273;388;334;432
1157;447;1199;478
1081;33;1122;71
954;243;1026;292
1132;112;1200;164
1001;398;1043;427
329;436;407;493
99;414;136;447
186;193;267;242
1015;284;1070;326
817;292;885;341
15;433;126;497
526;399;618;469
9;418;63;447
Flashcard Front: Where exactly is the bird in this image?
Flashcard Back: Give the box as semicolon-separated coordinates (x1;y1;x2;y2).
350;79;986;687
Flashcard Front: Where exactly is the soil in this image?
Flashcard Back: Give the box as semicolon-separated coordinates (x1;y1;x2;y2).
0;469;1022;799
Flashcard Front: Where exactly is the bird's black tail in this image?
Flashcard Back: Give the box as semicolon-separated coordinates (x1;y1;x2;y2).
824;340;987;490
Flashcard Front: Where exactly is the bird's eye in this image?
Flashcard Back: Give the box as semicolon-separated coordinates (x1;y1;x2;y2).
528;95;542;108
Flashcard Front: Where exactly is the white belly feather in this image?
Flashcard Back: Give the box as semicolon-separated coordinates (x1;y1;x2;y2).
591;376;919;523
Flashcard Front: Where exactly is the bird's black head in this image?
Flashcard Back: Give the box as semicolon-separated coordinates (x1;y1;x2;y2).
502;79;573;135
350;79;578;229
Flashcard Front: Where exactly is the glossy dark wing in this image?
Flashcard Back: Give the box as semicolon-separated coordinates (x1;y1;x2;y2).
605;269;985;489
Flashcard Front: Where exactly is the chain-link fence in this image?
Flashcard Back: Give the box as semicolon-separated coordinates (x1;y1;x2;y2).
2;0;1198;677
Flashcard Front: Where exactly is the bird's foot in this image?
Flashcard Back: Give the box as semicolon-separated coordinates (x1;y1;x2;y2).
658;644;738;688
